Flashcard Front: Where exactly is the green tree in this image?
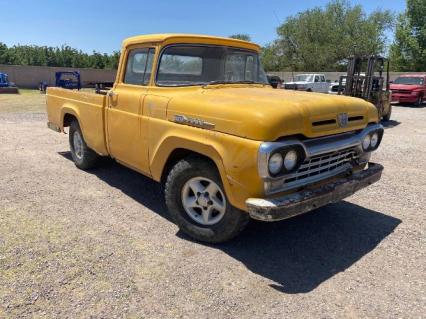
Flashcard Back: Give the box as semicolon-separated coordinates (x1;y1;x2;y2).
263;0;393;71
260;43;285;72
0;43;119;69
390;0;426;71
0;42;9;64
229;34;252;41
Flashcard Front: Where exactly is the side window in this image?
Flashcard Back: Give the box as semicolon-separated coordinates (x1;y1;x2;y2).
124;48;155;85
314;75;320;82
320;75;325;82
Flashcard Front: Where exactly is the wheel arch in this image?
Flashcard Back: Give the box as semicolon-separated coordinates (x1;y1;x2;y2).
60;105;81;131
160;148;218;185
151;136;238;207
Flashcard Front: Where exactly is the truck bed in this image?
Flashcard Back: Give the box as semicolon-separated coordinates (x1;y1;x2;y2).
46;87;109;155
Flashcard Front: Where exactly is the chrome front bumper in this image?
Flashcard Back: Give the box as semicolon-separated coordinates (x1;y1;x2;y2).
246;162;383;222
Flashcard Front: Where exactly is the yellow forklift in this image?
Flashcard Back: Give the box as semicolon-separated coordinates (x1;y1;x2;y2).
338;56;392;121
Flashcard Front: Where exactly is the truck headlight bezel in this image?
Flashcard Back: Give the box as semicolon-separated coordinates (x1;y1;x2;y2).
361;128;384;152
267;146;305;177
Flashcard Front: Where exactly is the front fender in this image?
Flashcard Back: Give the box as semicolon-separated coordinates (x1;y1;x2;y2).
149;124;263;211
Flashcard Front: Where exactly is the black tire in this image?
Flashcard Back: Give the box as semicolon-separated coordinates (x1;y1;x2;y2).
414;95;423;107
69;120;100;170
382;104;392;121
165;157;249;243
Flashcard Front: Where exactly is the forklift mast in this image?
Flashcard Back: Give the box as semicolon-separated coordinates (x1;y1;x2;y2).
338;55;390;118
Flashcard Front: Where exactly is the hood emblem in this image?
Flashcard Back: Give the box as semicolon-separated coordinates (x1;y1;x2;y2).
173;115;215;130
337;113;349;128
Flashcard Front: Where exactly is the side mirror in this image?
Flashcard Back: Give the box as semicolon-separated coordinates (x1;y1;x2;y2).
326;79;331;83
389;81;393;84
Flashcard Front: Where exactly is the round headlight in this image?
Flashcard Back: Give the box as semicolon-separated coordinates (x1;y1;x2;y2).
284;150;298;171
268;153;283;175
370;132;379;148
362;134;371;150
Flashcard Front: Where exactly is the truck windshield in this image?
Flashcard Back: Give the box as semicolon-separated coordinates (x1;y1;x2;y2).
156;45;268;87
294;75;313;82
393;77;424;85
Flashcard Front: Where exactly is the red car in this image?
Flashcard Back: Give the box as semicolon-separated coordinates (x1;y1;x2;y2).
391;74;426;106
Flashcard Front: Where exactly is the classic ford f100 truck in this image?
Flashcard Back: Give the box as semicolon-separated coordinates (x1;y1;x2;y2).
46;34;384;243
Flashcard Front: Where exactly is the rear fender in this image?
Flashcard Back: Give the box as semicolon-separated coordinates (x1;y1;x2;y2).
60;105;81;132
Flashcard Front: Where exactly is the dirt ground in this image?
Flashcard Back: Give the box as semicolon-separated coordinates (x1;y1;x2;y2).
0;92;425;318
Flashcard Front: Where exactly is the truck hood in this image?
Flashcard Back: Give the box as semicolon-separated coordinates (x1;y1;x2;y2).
166;86;377;141
390;83;422;91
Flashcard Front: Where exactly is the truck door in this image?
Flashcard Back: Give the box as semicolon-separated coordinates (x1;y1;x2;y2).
106;47;155;175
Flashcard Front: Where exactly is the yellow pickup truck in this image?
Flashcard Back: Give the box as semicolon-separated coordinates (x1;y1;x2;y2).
46;34;384;243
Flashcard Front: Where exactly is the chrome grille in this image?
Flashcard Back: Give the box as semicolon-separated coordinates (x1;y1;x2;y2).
282;147;358;190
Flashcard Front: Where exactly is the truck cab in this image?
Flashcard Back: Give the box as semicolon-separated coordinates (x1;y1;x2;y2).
46;34;384;243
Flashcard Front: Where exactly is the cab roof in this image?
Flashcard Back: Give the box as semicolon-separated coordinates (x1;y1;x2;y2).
122;33;260;51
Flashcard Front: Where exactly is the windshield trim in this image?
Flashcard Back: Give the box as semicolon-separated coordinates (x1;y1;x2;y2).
154;43;266;88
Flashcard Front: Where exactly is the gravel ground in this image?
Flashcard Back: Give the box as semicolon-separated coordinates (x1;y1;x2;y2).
0;95;425;318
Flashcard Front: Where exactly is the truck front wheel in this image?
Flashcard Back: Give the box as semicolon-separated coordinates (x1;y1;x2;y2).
165;157;249;243
69;120;100;170
414;95;423;107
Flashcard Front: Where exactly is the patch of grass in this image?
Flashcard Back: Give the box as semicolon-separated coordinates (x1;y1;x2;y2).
0;89;46;113
17;89;41;95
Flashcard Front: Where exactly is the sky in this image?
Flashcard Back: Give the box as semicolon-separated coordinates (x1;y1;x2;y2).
2;0;406;54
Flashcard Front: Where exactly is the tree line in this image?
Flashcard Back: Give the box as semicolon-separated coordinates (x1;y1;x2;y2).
231;0;425;72
1;0;424;72
0;43;120;69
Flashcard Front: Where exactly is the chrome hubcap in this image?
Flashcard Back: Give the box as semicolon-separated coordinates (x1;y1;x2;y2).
181;177;226;226
73;131;83;159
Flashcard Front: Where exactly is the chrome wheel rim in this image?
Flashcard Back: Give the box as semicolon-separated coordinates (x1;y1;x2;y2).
181;177;226;226
73;131;83;159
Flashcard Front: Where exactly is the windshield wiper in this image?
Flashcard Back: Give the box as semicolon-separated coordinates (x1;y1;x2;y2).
202;80;267;88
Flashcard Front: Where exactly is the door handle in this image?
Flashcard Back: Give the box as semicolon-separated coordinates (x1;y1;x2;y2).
108;91;118;107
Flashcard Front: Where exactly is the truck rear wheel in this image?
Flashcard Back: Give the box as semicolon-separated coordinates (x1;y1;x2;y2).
164;157;249;243
69;120;100;170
